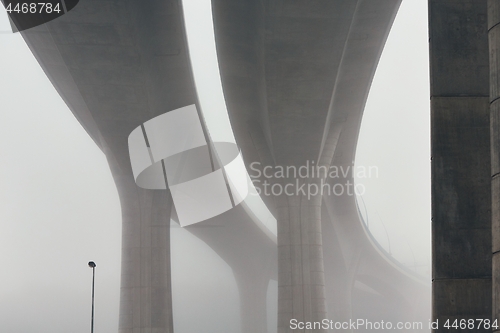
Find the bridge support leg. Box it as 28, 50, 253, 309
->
114, 176, 174, 333
489, 1, 500, 330
233, 271, 270, 333
276, 184, 327, 333
321, 215, 352, 332
429, 1, 491, 331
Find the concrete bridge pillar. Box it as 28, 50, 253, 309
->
429, 1, 491, 331
275, 180, 327, 333
233, 270, 270, 333
489, 0, 500, 330
110, 172, 174, 333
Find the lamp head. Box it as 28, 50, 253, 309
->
88, 261, 96, 268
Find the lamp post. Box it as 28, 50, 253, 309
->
88, 261, 96, 333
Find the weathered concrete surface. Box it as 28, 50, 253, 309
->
430, 1, 492, 331
489, 0, 500, 330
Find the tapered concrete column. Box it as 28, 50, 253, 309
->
489, 0, 500, 329
321, 214, 352, 331
109, 167, 174, 333
276, 179, 327, 333
233, 271, 270, 333
429, 1, 491, 331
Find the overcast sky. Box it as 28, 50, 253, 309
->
355, 0, 431, 276
0, 0, 430, 332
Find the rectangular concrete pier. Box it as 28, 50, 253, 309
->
429, 1, 492, 331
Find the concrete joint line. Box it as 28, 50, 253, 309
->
431, 95, 489, 99
432, 277, 492, 281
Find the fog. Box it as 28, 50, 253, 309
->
0, 0, 430, 332
355, 0, 431, 278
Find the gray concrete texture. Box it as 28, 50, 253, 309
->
430, 0, 492, 332
490, 0, 500, 330
18, 0, 431, 332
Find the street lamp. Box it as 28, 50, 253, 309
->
88, 261, 96, 333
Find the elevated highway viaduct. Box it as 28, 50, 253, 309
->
17, 0, 429, 332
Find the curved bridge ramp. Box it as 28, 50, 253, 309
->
17, 0, 429, 332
